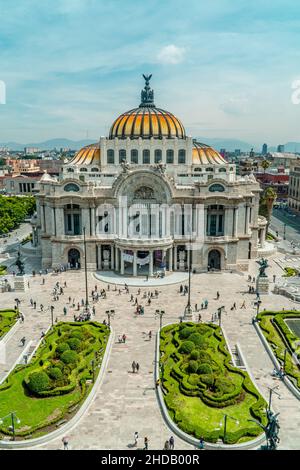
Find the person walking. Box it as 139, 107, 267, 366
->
134, 431, 139, 446
169, 436, 174, 450
273, 274, 276, 283
143, 437, 149, 450
20, 336, 26, 347
33, 301, 36, 309
198, 313, 202, 322
62, 436, 69, 450
136, 362, 140, 373
164, 440, 170, 450
240, 300, 246, 309
195, 303, 198, 312
148, 330, 152, 340
122, 334, 127, 343
132, 361, 136, 373
63, 306, 67, 316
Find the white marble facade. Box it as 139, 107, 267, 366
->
32, 77, 266, 275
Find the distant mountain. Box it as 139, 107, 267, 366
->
0, 138, 96, 151
195, 137, 256, 152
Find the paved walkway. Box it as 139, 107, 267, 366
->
0, 255, 300, 449
95, 270, 189, 287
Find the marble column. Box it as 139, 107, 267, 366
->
115, 246, 119, 271
111, 245, 114, 270
169, 247, 173, 271
174, 245, 177, 271
149, 250, 153, 277
133, 250, 137, 277
98, 245, 102, 270
120, 249, 124, 275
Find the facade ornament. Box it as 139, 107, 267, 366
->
140, 74, 155, 107
134, 186, 155, 200
120, 159, 131, 173
153, 161, 166, 174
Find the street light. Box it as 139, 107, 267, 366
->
217, 306, 225, 327
267, 385, 281, 411
220, 413, 239, 443
254, 299, 262, 320
90, 358, 96, 383
283, 348, 288, 373
283, 223, 286, 240
155, 309, 165, 330
105, 309, 115, 327
83, 226, 89, 312
0, 412, 21, 441
50, 305, 54, 327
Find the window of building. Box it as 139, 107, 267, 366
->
166, 149, 174, 164
208, 184, 225, 192
91, 167, 99, 172
119, 149, 126, 163
131, 149, 138, 164
178, 149, 186, 164
80, 168, 87, 172
155, 149, 162, 163
107, 149, 114, 164
64, 183, 80, 192
143, 149, 150, 164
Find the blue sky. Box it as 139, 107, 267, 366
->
0, 0, 300, 145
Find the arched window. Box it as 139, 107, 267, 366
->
107, 149, 114, 164
131, 149, 138, 164
64, 183, 80, 192
219, 167, 226, 173
80, 168, 87, 172
143, 149, 150, 164
178, 149, 186, 164
91, 167, 99, 172
67, 168, 74, 172
119, 149, 126, 163
155, 149, 162, 163
208, 184, 225, 192
166, 149, 174, 164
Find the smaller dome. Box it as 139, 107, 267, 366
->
69, 144, 100, 166
192, 141, 227, 165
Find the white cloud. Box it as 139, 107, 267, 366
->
157, 45, 186, 64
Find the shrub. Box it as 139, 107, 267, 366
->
48, 367, 63, 381
179, 341, 194, 354
190, 350, 200, 360
189, 333, 207, 349
187, 360, 198, 373
70, 330, 84, 340
179, 327, 196, 340
198, 363, 212, 375
56, 342, 70, 355
60, 350, 78, 364
67, 337, 81, 351
27, 371, 50, 393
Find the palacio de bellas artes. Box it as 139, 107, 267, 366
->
2, 1, 300, 460
33, 76, 268, 275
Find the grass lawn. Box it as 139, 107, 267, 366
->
0, 310, 18, 340
160, 322, 267, 444
0, 321, 110, 438
258, 310, 300, 389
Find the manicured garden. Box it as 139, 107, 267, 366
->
0, 310, 18, 340
257, 310, 300, 389
0, 321, 110, 439
159, 322, 267, 444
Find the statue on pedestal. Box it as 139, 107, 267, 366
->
15, 251, 25, 275
256, 258, 269, 277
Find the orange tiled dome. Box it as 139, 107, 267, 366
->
192, 141, 227, 165
69, 143, 100, 165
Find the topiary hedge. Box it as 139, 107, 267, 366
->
26, 371, 50, 394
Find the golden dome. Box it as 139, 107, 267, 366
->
192, 141, 227, 165
109, 107, 185, 140
69, 143, 100, 166
109, 74, 186, 140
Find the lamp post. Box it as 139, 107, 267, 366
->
105, 309, 115, 327
0, 412, 21, 441
283, 223, 286, 240
220, 413, 239, 443
50, 305, 54, 327
91, 358, 95, 383
254, 299, 262, 320
283, 348, 288, 373
217, 306, 225, 327
83, 226, 89, 312
155, 309, 165, 330
267, 385, 281, 411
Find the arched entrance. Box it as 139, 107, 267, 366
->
208, 249, 221, 271
68, 248, 80, 269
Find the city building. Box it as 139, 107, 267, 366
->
277, 144, 285, 153
255, 168, 289, 202
32, 76, 266, 273
24, 147, 40, 155
288, 158, 300, 213
262, 143, 268, 155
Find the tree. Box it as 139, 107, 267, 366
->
261, 159, 270, 173
259, 187, 277, 236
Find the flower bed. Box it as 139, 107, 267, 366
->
160, 322, 267, 444
257, 310, 300, 389
0, 310, 18, 340
0, 321, 109, 438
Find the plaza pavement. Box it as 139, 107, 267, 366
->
0, 254, 300, 450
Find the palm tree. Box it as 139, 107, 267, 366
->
261, 187, 277, 235
261, 159, 270, 173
